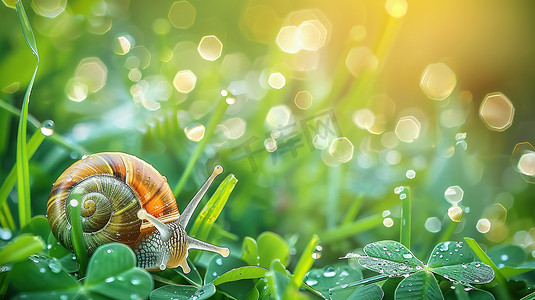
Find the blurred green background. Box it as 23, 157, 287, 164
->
2, 0, 535, 264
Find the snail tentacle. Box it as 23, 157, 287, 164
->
187, 236, 230, 257
177, 165, 223, 228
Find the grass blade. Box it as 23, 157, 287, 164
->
400, 186, 411, 249
189, 174, 237, 240
463, 237, 506, 285
69, 188, 88, 277
15, 0, 39, 229
288, 234, 320, 291
0, 129, 45, 231
173, 94, 230, 198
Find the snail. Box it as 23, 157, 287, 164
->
47, 152, 229, 273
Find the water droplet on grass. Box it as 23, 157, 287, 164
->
40, 120, 55, 136
323, 266, 336, 277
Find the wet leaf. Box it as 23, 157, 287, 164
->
358, 241, 423, 276
432, 262, 495, 286
427, 241, 474, 268
84, 243, 153, 299
394, 271, 443, 300
304, 264, 362, 298
205, 255, 248, 284
487, 244, 525, 268
10, 254, 81, 299
212, 266, 268, 285
346, 283, 383, 300
150, 283, 216, 300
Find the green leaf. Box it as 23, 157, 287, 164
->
20, 215, 50, 243
84, 243, 153, 300
427, 241, 474, 268
358, 240, 424, 276
304, 264, 363, 298
205, 255, 248, 284
431, 262, 494, 286
11, 254, 81, 299
0, 235, 44, 265
347, 283, 384, 300
242, 236, 259, 266
464, 238, 506, 286
444, 288, 496, 300
257, 232, 290, 268
382, 277, 403, 300
213, 266, 268, 285
394, 271, 444, 300
190, 174, 238, 241
150, 284, 216, 300
487, 244, 525, 268
265, 261, 291, 300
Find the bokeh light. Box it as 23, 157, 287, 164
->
32, 0, 66, 18
512, 142, 535, 183
385, 0, 408, 18
424, 217, 441, 233
112, 35, 133, 55
168, 1, 196, 29
266, 105, 291, 127
479, 92, 515, 131
383, 217, 394, 227
448, 205, 463, 222
268, 72, 286, 89
276, 26, 301, 54
294, 90, 313, 110
345, 47, 378, 77
173, 70, 197, 93
329, 137, 354, 163
395, 116, 421, 143
198, 35, 223, 61
444, 185, 464, 204
420, 63, 457, 100
352, 109, 375, 130
184, 123, 205, 142
476, 218, 491, 233
297, 20, 327, 51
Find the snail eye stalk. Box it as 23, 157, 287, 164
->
177, 165, 223, 228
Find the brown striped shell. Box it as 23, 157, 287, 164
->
47, 152, 180, 256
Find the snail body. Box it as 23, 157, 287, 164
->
47, 152, 229, 272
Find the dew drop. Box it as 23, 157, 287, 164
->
106, 249, 113, 254
105, 277, 115, 283
212, 272, 218, 277
184, 123, 206, 142
323, 266, 337, 278
394, 186, 404, 194
131, 278, 141, 285
500, 254, 508, 261
40, 120, 55, 136
0, 228, 12, 240
216, 258, 223, 265
305, 278, 318, 286
402, 253, 412, 259
405, 169, 416, 179
400, 193, 407, 200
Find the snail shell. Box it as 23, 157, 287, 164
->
47, 152, 179, 256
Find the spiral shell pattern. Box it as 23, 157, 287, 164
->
47, 152, 179, 255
